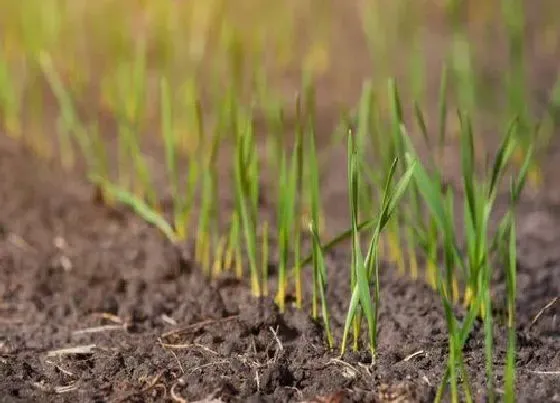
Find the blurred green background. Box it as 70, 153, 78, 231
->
1, 0, 558, 143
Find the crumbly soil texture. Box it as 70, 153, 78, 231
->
1, 129, 559, 403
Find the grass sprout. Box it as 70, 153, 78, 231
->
308, 123, 333, 347
308, 112, 326, 324
92, 176, 177, 243
261, 220, 269, 297
341, 132, 415, 357
234, 108, 261, 297
196, 169, 214, 275
504, 196, 518, 403
160, 75, 200, 242
292, 91, 305, 309
403, 108, 531, 402
276, 147, 297, 311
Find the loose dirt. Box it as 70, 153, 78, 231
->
1, 128, 559, 403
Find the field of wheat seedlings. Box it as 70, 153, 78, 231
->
1, 1, 559, 402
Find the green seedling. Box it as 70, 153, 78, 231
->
292, 91, 305, 309
492, 142, 531, 403
196, 88, 227, 275
91, 176, 177, 243
275, 151, 288, 307
403, 111, 531, 402
195, 114, 221, 276
303, 88, 330, 326
160, 75, 199, 242
196, 169, 214, 275
341, 132, 415, 356
272, 81, 315, 312
348, 131, 362, 350
407, 69, 450, 290
234, 109, 261, 297
261, 220, 269, 297
276, 148, 297, 311
387, 79, 409, 275
309, 222, 333, 349
504, 200, 518, 403
403, 141, 470, 403
308, 113, 325, 322
86, 74, 207, 246
117, 120, 157, 207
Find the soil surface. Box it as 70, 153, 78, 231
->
1, 121, 560, 403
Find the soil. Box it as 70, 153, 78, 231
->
1, 116, 560, 403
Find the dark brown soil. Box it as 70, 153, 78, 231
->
1, 118, 560, 403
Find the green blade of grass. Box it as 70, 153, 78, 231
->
159, 75, 183, 236
309, 223, 333, 349
488, 118, 518, 201
197, 168, 214, 275
341, 132, 415, 356
504, 199, 517, 402
293, 90, 305, 308
367, 157, 415, 350
459, 111, 477, 231
276, 151, 290, 310
308, 117, 322, 317
261, 220, 269, 297
91, 176, 177, 243
346, 133, 375, 354
234, 114, 261, 297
